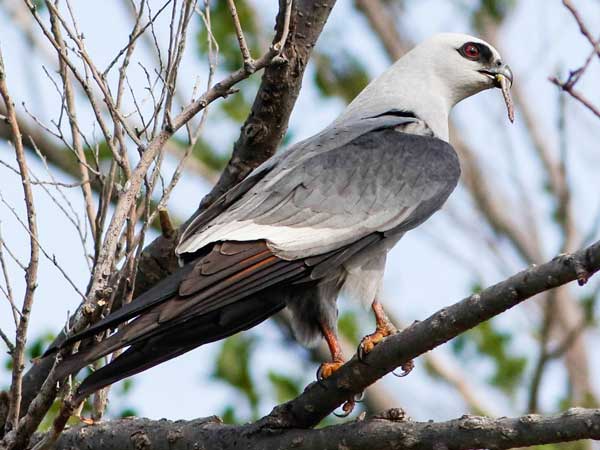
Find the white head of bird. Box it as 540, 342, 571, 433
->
339, 33, 514, 141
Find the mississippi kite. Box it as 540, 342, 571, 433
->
46, 33, 514, 407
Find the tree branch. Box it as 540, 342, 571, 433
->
0, 42, 40, 436
30, 407, 600, 450
256, 241, 600, 429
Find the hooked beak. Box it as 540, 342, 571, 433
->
479, 64, 515, 123
479, 64, 514, 88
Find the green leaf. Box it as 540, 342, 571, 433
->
196, 0, 262, 72
27, 332, 56, 360
470, 0, 516, 31
267, 371, 301, 403
118, 408, 138, 418
580, 294, 597, 326
338, 311, 360, 343
192, 139, 230, 171
212, 334, 259, 411
84, 140, 113, 162
314, 50, 370, 104
451, 320, 526, 396
220, 405, 239, 424
220, 87, 253, 123
119, 379, 134, 395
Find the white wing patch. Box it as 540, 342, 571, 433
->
176, 221, 341, 259
176, 206, 417, 260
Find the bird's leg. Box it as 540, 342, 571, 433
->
316, 323, 357, 417
316, 323, 345, 380
358, 299, 414, 376
358, 299, 397, 355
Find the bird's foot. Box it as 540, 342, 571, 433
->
316, 359, 345, 380
392, 359, 415, 377
358, 324, 397, 361
334, 398, 356, 418
76, 415, 96, 426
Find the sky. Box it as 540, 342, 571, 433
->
0, 0, 599, 426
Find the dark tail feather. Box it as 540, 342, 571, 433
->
74, 293, 285, 402
42, 264, 194, 358
52, 353, 91, 384
51, 327, 133, 383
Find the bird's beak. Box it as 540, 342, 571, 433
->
480, 65, 513, 88
479, 64, 514, 123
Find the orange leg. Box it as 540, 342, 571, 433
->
358, 300, 414, 376
316, 323, 345, 380
317, 323, 357, 417
358, 300, 397, 355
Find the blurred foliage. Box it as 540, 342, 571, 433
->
337, 310, 360, 344
463, 0, 516, 32
314, 50, 370, 104
83, 140, 113, 162
196, 0, 262, 72
267, 372, 301, 404
2, 332, 137, 430
211, 331, 363, 426
580, 294, 598, 327
172, 137, 230, 172
452, 319, 527, 397
3, 332, 55, 373
1, 3, 595, 447
220, 82, 254, 123
212, 334, 259, 420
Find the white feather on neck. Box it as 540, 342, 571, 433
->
336, 52, 453, 141
334, 33, 500, 143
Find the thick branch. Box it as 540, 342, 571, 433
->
32, 408, 600, 450
256, 241, 600, 429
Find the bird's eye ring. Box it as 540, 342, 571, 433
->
461, 43, 480, 60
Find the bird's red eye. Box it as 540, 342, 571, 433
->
462, 43, 480, 59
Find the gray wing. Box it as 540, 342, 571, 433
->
177, 115, 460, 260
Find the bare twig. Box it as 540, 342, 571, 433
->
562, 0, 600, 58
0, 44, 40, 434
103, 0, 173, 76
0, 193, 86, 300
49, 4, 97, 240
226, 0, 254, 69
0, 328, 15, 354
0, 222, 18, 327
550, 76, 600, 119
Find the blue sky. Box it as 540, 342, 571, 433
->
1, 0, 599, 424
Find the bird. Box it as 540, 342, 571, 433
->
45, 33, 513, 409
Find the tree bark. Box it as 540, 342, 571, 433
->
29, 408, 600, 450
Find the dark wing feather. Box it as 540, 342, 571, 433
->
51, 241, 283, 353
176, 128, 461, 260
43, 263, 195, 356
52, 117, 461, 401
74, 291, 285, 401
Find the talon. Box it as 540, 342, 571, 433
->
318, 323, 345, 380
317, 360, 344, 380
77, 416, 96, 426
392, 359, 415, 377
358, 299, 398, 360
334, 398, 356, 417
354, 391, 365, 403
358, 330, 387, 360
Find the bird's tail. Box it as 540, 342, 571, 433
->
72, 292, 285, 402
